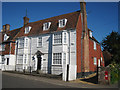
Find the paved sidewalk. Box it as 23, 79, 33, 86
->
2, 71, 118, 88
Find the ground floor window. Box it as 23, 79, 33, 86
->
24, 54, 28, 64
94, 57, 97, 65
17, 55, 23, 64
53, 53, 62, 65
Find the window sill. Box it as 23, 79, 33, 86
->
37, 46, 42, 48
18, 47, 24, 49
52, 64, 62, 66
53, 44, 62, 46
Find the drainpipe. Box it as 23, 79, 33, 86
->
15, 41, 18, 71
29, 37, 32, 73
66, 30, 71, 81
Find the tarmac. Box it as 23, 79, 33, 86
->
2, 71, 119, 88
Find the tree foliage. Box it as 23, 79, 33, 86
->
101, 31, 120, 64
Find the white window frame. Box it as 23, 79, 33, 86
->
4, 34, 9, 41
0, 44, 5, 51
94, 41, 97, 50
98, 59, 101, 67
59, 19, 67, 28
63, 53, 66, 64
94, 57, 97, 65
53, 33, 62, 44
43, 22, 51, 31
24, 54, 27, 64
24, 26, 31, 34
37, 36, 42, 47
52, 53, 62, 65
18, 38, 24, 48
24, 38, 28, 47
17, 55, 23, 64
89, 31, 92, 38
63, 32, 67, 44
101, 57, 102, 62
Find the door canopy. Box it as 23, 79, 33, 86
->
35, 50, 44, 56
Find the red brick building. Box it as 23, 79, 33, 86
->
0, 25, 21, 70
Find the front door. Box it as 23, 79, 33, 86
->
37, 54, 42, 70
7, 58, 9, 65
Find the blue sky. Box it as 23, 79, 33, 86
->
1, 2, 118, 43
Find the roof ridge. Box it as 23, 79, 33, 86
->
7, 27, 22, 33
29, 10, 81, 24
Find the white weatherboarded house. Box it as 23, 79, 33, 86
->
15, 11, 80, 81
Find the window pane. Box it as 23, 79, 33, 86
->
53, 53, 62, 65
38, 37, 42, 47
54, 33, 62, 44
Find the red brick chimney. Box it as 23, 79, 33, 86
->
6, 24, 10, 31
2, 25, 6, 32
2, 24, 10, 32
23, 16, 29, 26
80, 1, 90, 72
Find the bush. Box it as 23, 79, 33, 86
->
109, 62, 120, 84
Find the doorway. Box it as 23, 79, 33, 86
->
7, 58, 9, 65
37, 54, 42, 70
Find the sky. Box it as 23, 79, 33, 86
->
1, 2, 119, 43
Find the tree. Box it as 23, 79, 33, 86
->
101, 31, 120, 64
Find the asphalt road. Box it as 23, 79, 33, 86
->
2, 73, 70, 88
2, 72, 119, 89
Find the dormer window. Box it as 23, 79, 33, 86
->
59, 19, 67, 28
24, 26, 31, 34
43, 22, 51, 31
89, 31, 92, 38
4, 34, 9, 41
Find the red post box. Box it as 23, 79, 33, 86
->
105, 71, 108, 80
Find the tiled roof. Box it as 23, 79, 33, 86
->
89, 36, 100, 44
15, 10, 81, 38
0, 28, 21, 44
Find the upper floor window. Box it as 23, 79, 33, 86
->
18, 38, 24, 48
4, 34, 9, 41
0, 44, 5, 51
64, 32, 67, 44
63, 53, 66, 64
43, 22, 51, 31
53, 53, 62, 65
59, 19, 67, 28
24, 26, 31, 34
37, 37, 42, 47
89, 31, 92, 38
24, 38, 28, 47
54, 33, 62, 44
94, 41, 97, 50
